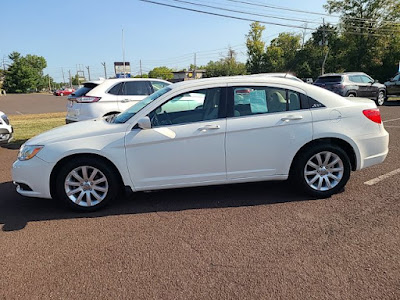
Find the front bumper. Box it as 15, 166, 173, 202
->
12, 156, 54, 199
0, 126, 13, 144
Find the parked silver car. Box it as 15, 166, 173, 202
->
0, 111, 13, 144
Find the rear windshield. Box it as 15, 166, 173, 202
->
72, 83, 99, 97
315, 76, 343, 83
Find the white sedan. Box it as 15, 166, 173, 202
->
12, 75, 389, 211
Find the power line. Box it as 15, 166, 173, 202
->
226, 0, 400, 26
169, 0, 400, 33
140, 0, 398, 36
140, 0, 311, 29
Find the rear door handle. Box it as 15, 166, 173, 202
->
121, 99, 132, 103
198, 124, 221, 131
281, 115, 303, 122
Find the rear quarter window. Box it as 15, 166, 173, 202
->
73, 83, 98, 97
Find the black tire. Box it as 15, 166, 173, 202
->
290, 144, 351, 198
55, 157, 120, 211
375, 90, 385, 106
347, 92, 356, 97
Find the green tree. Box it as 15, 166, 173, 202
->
134, 74, 149, 78
71, 74, 80, 85
262, 33, 301, 73
325, 0, 400, 77
205, 48, 247, 77
3, 52, 47, 93
246, 22, 266, 74
148, 66, 174, 80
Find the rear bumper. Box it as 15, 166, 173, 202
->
356, 128, 389, 170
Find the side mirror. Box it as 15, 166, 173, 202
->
137, 116, 152, 129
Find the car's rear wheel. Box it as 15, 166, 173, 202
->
291, 144, 351, 198
55, 157, 120, 211
376, 90, 385, 106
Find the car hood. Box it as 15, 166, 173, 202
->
373, 82, 385, 89
26, 118, 128, 145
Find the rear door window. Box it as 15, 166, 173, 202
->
122, 81, 152, 96
231, 86, 302, 116
349, 75, 363, 83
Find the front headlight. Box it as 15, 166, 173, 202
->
18, 145, 44, 161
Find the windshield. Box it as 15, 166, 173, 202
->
113, 86, 172, 123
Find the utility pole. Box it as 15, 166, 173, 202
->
61, 68, 66, 85
302, 22, 308, 48
139, 60, 143, 77
86, 66, 91, 80
122, 28, 126, 77
321, 18, 327, 75
68, 70, 72, 88
101, 62, 107, 79
193, 53, 197, 79
48, 75, 52, 92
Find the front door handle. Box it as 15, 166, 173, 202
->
121, 99, 132, 103
198, 124, 221, 131
281, 115, 303, 122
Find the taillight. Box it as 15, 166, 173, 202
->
76, 96, 101, 103
363, 108, 382, 124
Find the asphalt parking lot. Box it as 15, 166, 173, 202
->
0, 93, 67, 115
0, 97, 399, 299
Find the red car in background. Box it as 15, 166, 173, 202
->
54, 88, 75, 96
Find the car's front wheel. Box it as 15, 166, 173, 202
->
55, 157, 120, 211
291, 144, 351, 198
376, 90, 385, 106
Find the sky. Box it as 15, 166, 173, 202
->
0, 0, 339, 82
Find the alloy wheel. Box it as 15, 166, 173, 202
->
377, 91, 385, 106
64, 166, 109, 207
304, 151, 344, 191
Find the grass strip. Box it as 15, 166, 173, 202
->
9, 112, 65, 144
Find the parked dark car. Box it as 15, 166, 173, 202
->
314, 72, 386, 106
384, 73, 400, 97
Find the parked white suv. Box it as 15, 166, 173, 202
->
0, 111, 13, 144
66, 78, 170, 123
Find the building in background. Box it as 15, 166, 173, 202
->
114, 62, 131, 78
171, 70, 206, 83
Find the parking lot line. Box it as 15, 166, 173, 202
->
383, 117, 400, 123
364, 168, 400, 186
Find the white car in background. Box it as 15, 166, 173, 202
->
0, 111, 13, 144
66, 78, 170, 123
13, 75, 389, 211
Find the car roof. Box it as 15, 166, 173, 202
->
318, 72, 367, 77
169, 74, 307, 90
102, 78, 170, 84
